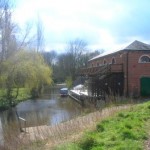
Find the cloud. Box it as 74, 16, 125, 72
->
14, 0, 150, 52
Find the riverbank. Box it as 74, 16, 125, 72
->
1, 97, 150, 150
54, 100, 150, 150
17, 104, 132, 150
11, 100, 149, 150
0, 88, 31, 111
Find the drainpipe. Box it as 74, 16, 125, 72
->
126, 51, 129, 97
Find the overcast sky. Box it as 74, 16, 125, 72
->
14, 0, 150, 53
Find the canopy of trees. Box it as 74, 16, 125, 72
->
42, 39, 104, 86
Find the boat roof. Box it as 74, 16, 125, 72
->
60, 88, 68, 91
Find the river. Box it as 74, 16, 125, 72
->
0, 86, 94, 144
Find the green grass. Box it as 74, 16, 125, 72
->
14, 88, 31, 102
55, 101, 150, 150
0, 88, 31, 110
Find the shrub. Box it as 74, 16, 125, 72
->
80, 136, 97, 150
121, 129, 136, 140
96, 124, 105, 132
125, 123, 132, 129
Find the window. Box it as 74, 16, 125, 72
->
103, 59, 107, 64
97, 63, 99, 66
112, 57, 116, 64
139, 55, 150, 63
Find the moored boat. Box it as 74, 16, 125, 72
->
60, 88, 68, 96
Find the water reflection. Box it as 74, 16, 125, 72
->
0, 118, 3, 145
0, 86, 90, 127
0, 86, 93, 144
15, 97, 84, 127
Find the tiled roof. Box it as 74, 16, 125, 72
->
89, 40, 150, 61
124, 40, 150, 50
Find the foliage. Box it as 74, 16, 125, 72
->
55, 101, 150, 150
0, 88, 30, 110
42, 50, 57, 66
0, 0, 53, 107
47, 45, 105, 83
0, 50, 52, 106
65, 76, 73, 88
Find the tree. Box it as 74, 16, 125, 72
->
52, 53, 67, 83
42, 50, 57, 66
0, 0, 53, 108
36, 13, 44, 52
88, 49, 105, 60
66, 39, 87, 80
0, 0, 18, 62
0, 50, 52, 106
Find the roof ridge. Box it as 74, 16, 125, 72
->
124, 40, 150, 50
89, 40, 150, 61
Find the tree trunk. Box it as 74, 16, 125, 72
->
15, 87, 19, 99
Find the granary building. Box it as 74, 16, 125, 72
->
80, 40, 150, 97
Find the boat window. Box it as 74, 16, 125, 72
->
103, 59, 107, 64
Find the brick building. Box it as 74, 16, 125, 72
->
80, 40, 150, 97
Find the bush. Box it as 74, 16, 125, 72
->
80, 135, 97, 150
121, 129, 136, 140
96, 124, 105, 132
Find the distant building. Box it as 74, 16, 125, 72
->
80, 40, 150, 97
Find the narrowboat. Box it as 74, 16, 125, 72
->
60, 88, 68, 96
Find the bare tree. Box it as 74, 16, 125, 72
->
66, 39, 87, 80
17, 23, 34, 50
36, 13, 44, 52
42, 50, 57, 66
0, 0, 17, 61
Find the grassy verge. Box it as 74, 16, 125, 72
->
55, 101, 150, 150
0, 88, 31, 110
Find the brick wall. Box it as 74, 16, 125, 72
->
88, 50, 150, 97
88, 51, 124, 67
128, 51, 150, 96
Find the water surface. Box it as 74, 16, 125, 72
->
0, 86, 93, 144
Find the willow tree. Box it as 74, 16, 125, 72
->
0, 50, 52, 107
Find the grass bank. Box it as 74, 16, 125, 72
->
55, 100, 150, 150
0, 88, 31, 110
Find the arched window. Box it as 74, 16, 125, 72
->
103, 59, 107, 65
112, 57, 116, 64
139, 55, 150, 63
